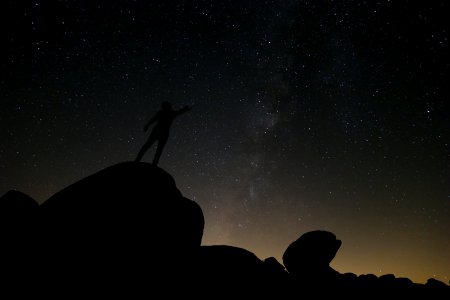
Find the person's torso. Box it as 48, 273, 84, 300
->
154, 110, 176, 134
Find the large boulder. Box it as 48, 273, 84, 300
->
39, 162, 204, 291
193, 245, 273, 296
0, 190, 39, 284
41, 162, 204, 247
0, 190, 39, 212
0, 189, 38, 234
283, 230, 341, 280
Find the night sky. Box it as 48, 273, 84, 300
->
2, 1, 449, 284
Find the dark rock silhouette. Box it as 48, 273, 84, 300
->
281, 230, 449, 298
283, 230, 341, 282
41, 161, 204, 249
264, 256, 289, 276
0, 189, 38, 237
0, 190, 39, 211
39, 162, 204, 293
1, 162, 449, 296
0, 190, 39, 289
193, 245, 289, 296
196, 245, 265, 282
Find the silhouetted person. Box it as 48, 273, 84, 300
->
135, 101, 190, 165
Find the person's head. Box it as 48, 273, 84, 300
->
161, 101, 172, 110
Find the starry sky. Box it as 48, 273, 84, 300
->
2, 1, 449, 284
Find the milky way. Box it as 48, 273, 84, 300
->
2, 1, 449, 283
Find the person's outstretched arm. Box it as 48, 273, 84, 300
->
176, 105, 191, 115
144, 112, 160, 131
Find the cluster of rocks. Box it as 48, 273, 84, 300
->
1, 162, 448, 297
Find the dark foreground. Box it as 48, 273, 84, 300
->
1, 162, 448, 297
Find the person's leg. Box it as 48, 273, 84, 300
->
135, 135, 156, 162
152, 136, 168, 165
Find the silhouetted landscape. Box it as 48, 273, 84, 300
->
1, 162, 448, 296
